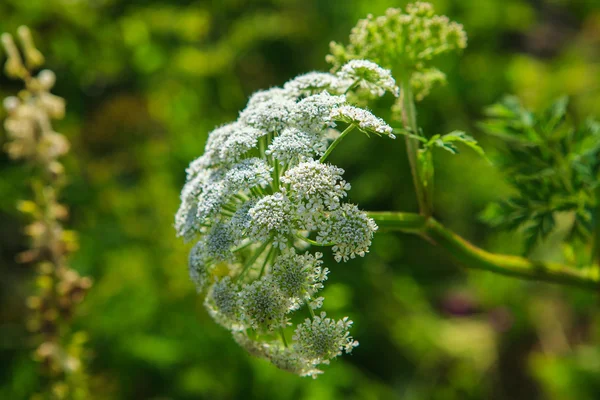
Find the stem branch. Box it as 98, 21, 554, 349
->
368, 211, 600, 291
320, 124, 355, 163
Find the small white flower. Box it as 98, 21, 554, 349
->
330, 105, 394, 137
188, 240, 211, 292
193, 160, 272, 227
232, 332, 324, 378
185, 154, 211, 180
202, 122, 243, 167
230, 199, 256, 232
220, 125, 264, 163
246, 87, 296, 109
205, 277, 243, 330
308, 296, 324, 310
283, 72, 347, 98
292, 312, 358, 366
225, 158, 273, 192
238, 277, 291, 332
248, 193, 294, 243
195, 170, 229, 223
240, 97, 295, 133
175, 169, 210, 241
318, 203, 378, 262
266, 127, 327, 165
291, 91, 346, 133
338, 59, 399, 97
266, 345, 323, 379
271, 249, 328, 310
281, 160, 350, 229
204, 222, 236, 262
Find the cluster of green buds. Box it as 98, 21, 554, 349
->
327, 2, 467, 102
176, 59, 398, 376
327, 3, 469, 217
2, 27, 91, 399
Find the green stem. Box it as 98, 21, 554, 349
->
259, 245, 277, 278
366, 211, 427, 232
295, 233, 335, 247
400, 76, 430, 216
320, 124, 355, 163
237, 240, 271, 281
232, 240, 254, 253
233, 193, 250, 203
344, 79, 361, 94
368, 211, 600, 291
280, 327, 288, 348
273, 160, 280, 192
259, 136, 266, 159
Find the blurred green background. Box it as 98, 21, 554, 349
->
1, 0, 600, 399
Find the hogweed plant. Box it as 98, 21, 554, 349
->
2, 28, 91, 398
176, 2, 600, 377
176, 60, 397, 377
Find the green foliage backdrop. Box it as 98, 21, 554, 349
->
1, 0, 599, 399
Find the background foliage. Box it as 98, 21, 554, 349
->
1, 0, 599, 399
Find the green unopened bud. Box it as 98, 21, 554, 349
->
327, 2, 467, 101
17, 26, 44, 69
1, 33, 26, 78
16, 199, 38, 215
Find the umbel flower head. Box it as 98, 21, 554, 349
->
327, 2, 467, 101
176, 60, 396, 377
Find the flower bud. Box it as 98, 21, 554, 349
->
1, 33, 26, 78
3, 96, 20, 113
17, 26, 44, 68
37, 69, 56, 90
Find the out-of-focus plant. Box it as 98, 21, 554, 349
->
1, 27, 91, 399
479, 96, 600, 260
177, 1, 600, 379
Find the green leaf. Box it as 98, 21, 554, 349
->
440, 131, 486, 158
424, 130, 488, 161
541, 96, 568, 134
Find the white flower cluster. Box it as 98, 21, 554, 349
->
330, 106, 395, 137
338, 59, 399, 97
293, 312, 359, 366
176, 60, 395, 377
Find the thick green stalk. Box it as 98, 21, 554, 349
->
367, 211, 427, 232
368, 211, 600, 291
400, 77, 430, 216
